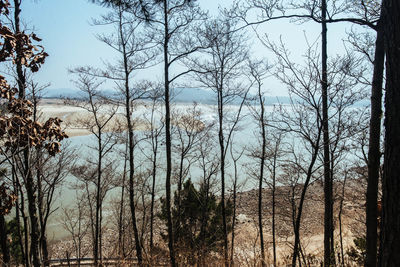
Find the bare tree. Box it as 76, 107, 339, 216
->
140, 88, 164, 252
188, 16, 251, 265
235, 1, 384, 265
129, 1, 207, 265
267, 32, 367, 265
266, 38, 324, 267
26, 81, 76, 266
67, 74, 118, 266
228, 139, 245, 265
246, 59, 270, 266
60, 194, 91, 267
76, 4, 159, 264
265, 130, 284, 267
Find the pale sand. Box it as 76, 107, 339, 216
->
37, 102, 151, 137
37, 101, 205, 137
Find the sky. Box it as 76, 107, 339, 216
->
20, 0, 362, 96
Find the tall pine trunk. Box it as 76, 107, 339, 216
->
365, 9, 385, 267
163, 2, 176, 266
380, 0, 400, 265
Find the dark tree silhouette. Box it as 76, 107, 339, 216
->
380, 0, 400, 265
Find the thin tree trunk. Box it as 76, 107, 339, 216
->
365, 9, 385, 267
12, 168, 27, 267
99, 202, 103, 263
218, 87, 229, 266
94, 133, 102, 266
338, 174, 347, 267
127, 70, 143, 267
292, 137, 321, 267
118, 150, 127, 258
230, 145, 242, 265
14, 0, 25, 101
321, 0, 334, 265
140, 187, 147, 246
176, 153, 185, 233
380, 0, 400, 265
15, 172, 30, 267
149, 128, 158, 251
258, 89, 266, 267
230, 169, 237, 265
272, 145, 278, 267
24, 152, 41, 267
118, 7, 143, 264
22, 208, 29, 266
0, 202, 10, 267
149, 106, 159, 252
36, 153, 49, 267
163, 2, 176, 265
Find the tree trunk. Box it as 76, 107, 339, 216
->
15, 172, 30, 267
258, 89, 266, 267
94, 132, 102, 266
119, 9, 143, 264
338, 173, 347, 267
12, 169, 27, 267
272, 145, 277, 267
24, 154, 41, 267
200, 172, 211, 264
365, 9, 385, 267
128, 134, 142, 265
36, 153, 49, 267
0, 202, 10, 267
380, 0, 400, 265
149, 110, 159, 252
13, 1, 40, 265
321, 0, 334, 265
14, 0, 25, 100
163, 2, 176, 266
149, 133, 158, 251
230, 145, 242, 265
176, 153, 185, 234
118, 151, 127, 258
291, 142, 320, 267
218, 87, 229, 266
230, 176, 237, 265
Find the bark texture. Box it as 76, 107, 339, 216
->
380, 0, 400, 265
365, 11, 385, 267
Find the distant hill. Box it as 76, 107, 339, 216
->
171, 88, 296, 105
42, 87, 294, 105
42, 87, 369, 107
42, 88, 116, 99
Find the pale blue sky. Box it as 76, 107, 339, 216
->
21, 0, 356, 96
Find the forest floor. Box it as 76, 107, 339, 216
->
233, 177, 366, 266
50, 177, 366, 266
